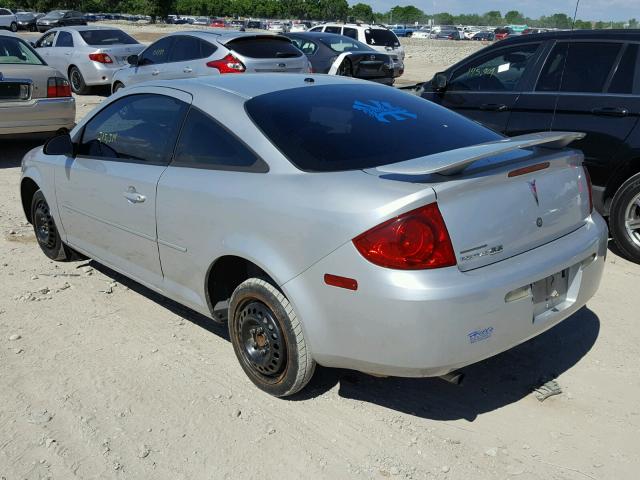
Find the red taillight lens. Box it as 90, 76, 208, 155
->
89, 53, 113, 64
353, 203, 457, 270
583, 166, 594, 213
206, 54, 245, 74
47, 77, 71, 98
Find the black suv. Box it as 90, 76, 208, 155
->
420, 30, 640, 263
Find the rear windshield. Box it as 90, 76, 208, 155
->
364, 29, 400, 47
227, 37, 302, 58
0, 36, 44, 65
245, 84, 500, 172
43, 11, 64, 19
321, 36, 372, 53
79, 29, 138, 46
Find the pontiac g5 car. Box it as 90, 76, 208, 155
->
20, 75, 607, 397
0, 31, 74, 137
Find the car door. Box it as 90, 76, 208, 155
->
130, 36, 174, 85
56, 90, 191, 287
545, 41, 640, 188
35, 31, 57, 65
424, 42, 543, 133
0, 9, 12, 28
156, 106, 269, 312
165, 35, 213, 79
48, 30, 73, 74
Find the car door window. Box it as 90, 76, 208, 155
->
38, 32, 56, 48
168, 35, 203, 62
55, 31, 73, 47
199, 39, 216, 57
172, 107, 267, 172
78, 94, 189, 165
325, 26, 341, 34
343, 27, 358, 39
139, 36, 173, 65
448, 43, 541, 92
290, 38, 317, 55
0, 8, 10, 15
309, 26, 323, 32
537, 42, 622, 93
608, 44, 638, 94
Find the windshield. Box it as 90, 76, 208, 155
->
0, 36, 44, 65
245, 84, 500, 172
364, 29, 400, 47
17, 13, 34, 20
43, 11, 64, 19
321, 36, 372, 53
79, 29, 138, 46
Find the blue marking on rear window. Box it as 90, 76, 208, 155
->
353, 100, 417, 124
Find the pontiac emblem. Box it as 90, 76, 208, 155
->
528, 180, 539, 206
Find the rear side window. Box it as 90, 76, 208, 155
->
245, 84, 500, 172
55, 31, 73, 47
364, 29, 399, 47
449, 43, 540, 92
227, 37, 302, 58
609, 44, 638, 94
325, 26, 341, 34
169, 35, 210, 61
343, 27, 358, 39
173, 108, 266, 172
140, 36, 173, 65
78, 94, 189, 165
537, 42, 622, 93
290, 38, 317, 55
79, 29, 137, 46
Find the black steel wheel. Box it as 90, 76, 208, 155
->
69, 66, 88, 95
9, 22, 17, 32
338, 58, 353, 77
229, 278, 315, 397
30, 190, 71, 261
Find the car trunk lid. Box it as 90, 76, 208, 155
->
92, 45, 145, 65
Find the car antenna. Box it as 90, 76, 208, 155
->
550, 0, 581, 131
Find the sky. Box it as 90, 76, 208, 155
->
359, 0, 639, 22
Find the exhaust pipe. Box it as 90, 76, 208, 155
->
439, 371, 464, 385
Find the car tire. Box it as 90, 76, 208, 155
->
69, 66, 89, 95
228, 278, 316, 397
29, 24, 36, 32
610, 172, 640, 263
31, 190, 73, 262
338, 58, 353, 77
9, 22, 17, 32
112, 82, 124, 94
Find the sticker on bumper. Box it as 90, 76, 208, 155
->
468, 327, 494, 344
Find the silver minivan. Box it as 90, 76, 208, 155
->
111, 30, 312, 93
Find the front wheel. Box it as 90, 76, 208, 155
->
610, 172, 640, 263
9, 22, 17, 32
31, 190, 72, 261
229, 278, 315, 397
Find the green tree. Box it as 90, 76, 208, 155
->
483, 10, 503, 25
433, 12, 454, 25
504, 10, 525, 24
349, 2, 373, 22
629, 18, 638, 28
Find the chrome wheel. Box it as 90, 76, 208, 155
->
624, 193, 640, 247
70, 69, 83, 92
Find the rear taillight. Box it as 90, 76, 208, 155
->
47, 77, 71, 98
583, 166, 594, 213
89, 53, 113, 64
206, 54, 245, 74
353, 203, 456, 270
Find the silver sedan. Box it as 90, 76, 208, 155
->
33, 26, 145, 94
20, 75, 607, 397
111, 30, 311, 93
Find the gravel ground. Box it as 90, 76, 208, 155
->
2, 24, 640, 480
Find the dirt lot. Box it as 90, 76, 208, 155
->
2, 25, 640, 480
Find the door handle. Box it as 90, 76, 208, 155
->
183, 67, 193, 73
592, 107, 629, 117
123, 187, 146, 204
480, 103, 509, 112
152, 70, 160, 76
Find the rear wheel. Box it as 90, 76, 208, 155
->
228, 278, 315, 397
9, 22, 17, 32
610, 172, 640, 263
31, 190, 72, 261
69, 66, 89, 95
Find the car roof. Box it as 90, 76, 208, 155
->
148, 73, 371, 100
319, 23, 388, 30
285, 31, 354, 40
54, 25, 123, 32
165, 30, 280, 43
499, 28, 640, 44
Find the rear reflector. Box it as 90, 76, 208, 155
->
324, 274, 358, 291
47, 77, 71, 98
89, 53, 113, 64
508, 162, 550, 177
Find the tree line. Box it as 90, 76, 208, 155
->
3, 0, 637, 30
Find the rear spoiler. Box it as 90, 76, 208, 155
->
375, 131, 585, 176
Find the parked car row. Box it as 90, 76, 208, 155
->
419, 29, 640, 263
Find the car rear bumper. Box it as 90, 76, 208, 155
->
283, 214, 608, 377
0, 97, 75, 136
81, 64, 124, 86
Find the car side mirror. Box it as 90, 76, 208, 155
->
432, 72, 448, 91
127, 54, 139, 66
43, 133, 74, 156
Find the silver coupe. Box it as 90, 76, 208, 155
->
20, 75, 607, 396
